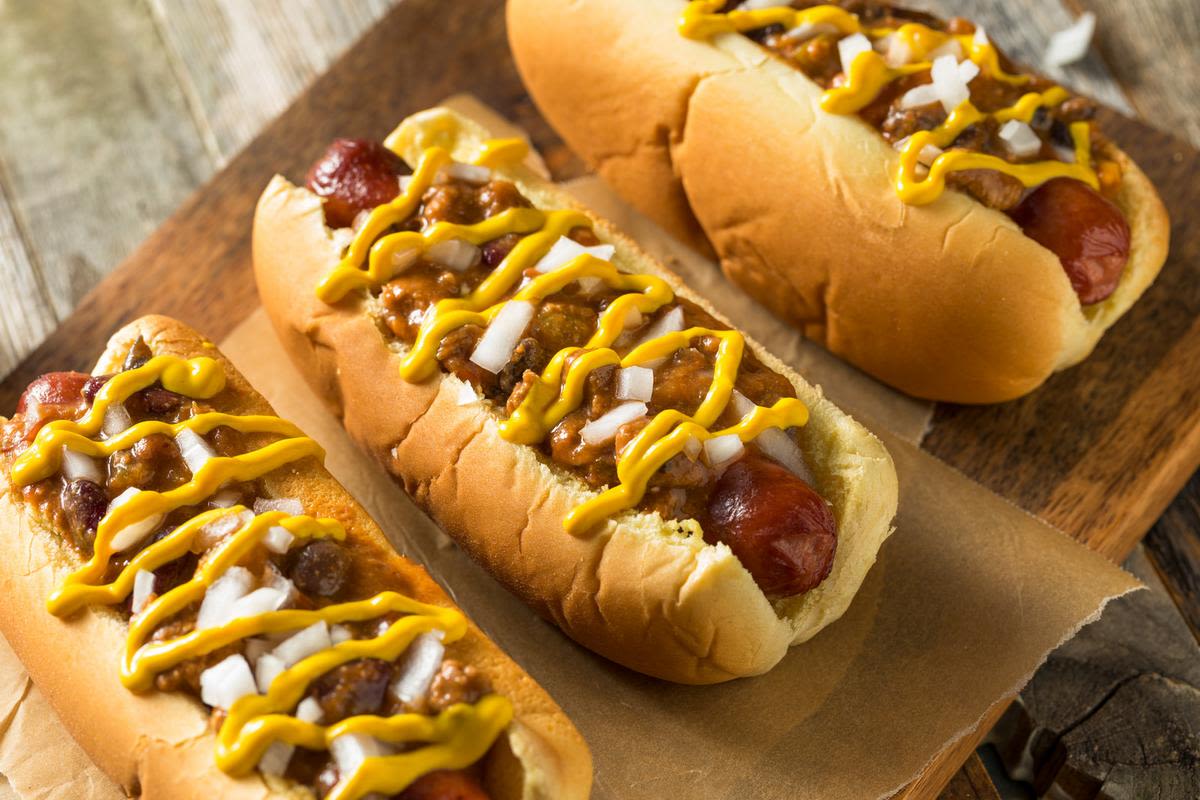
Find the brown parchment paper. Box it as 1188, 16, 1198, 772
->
0, 99, 1141, 799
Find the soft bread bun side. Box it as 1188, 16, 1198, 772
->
0, 315, 591, 800
252, 107, 898, 684
507, 0, 1171, 403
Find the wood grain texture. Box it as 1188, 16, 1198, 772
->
936, 753, 1002, 800
1145, 472, 1200, 639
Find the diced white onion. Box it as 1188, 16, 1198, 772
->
398, 174, 414, 194
455, 382, 479, 406
351, 210, 372, 232
101, 402, 132, 439
1046, 12, 1095, 67
329, 227, 354, 255
390, 247, 419, 276
880, 34, 913, 68
682, 435, 702, 461
1054, 144, 1077, 163
331, 732, 389, 776
616, 366, 654, 402
441, 162, 491, 184
255, 652, 287, 693
263, 525, 295, 554
196, 566, 254, 630
636, 306, 685, 347
580, 402, 648, 446
262, 565, 296, 605
999, 119, 1043, 158
272, 621, 332, 667
838, 32, 872, 75
330, 624, 353, 645
957, 58, 980, 84
973, 26, 990, 48
704, 434, 745, 467
209, 489, 241, 508
899, 83, 940, 110
199, 654, 257, 710
930, 53, 971, 112
532, 235, 615, 274
739, 0, 791, 9
426, 239, 481, 272
784, 21, 838, 43
730, 390, 814, 482
258, 741, 294, 776
60, 446, 102, 484
390, 631, 445, 706
174, 428, 216, 476
622, 307, 643, 330
253, 497, 304, 517
131, 569, 155, 615
297, 696, 325, 723
194, 509, 254, 552
918, 143, 944, 167
469, 301, 534, 373
106, 489, 165, 552
927, 38, 965, 62
230, 587, 288, 620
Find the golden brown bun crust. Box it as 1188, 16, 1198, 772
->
507, 0, 1171, 403
0, 315, 590, 800
252, 108, 898, 685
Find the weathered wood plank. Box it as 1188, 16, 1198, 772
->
1078, 0, 1200, 147
0, 0, 212, 352
146, 0, 397, 163
936, 753, 1002, 800
1145, 472, 1200, 640
0, 178, 55, 380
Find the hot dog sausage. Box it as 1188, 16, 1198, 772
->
1009, 178, 1132, 305
305, 138, 409, 228
705, 452, 837, 597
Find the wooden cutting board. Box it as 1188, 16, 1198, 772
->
1, 0, 1196, 795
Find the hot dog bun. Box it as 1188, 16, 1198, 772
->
507, 0, 1172, 403
252, 107, 898, 684
0, 315, 591, 800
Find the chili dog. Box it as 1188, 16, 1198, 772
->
252, 107, 898, 684
508, 0, 1171, 403
0, 316, 590, 800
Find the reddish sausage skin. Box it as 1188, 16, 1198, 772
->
305, 138, 409, 228
1009, 178, 1131, 305
16, 372, 90, 416
706, 452, 837, 597
398, 769, 491, 800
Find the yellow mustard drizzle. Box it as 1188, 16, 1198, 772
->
678, 0, 1099, 204
13, 356, 511, 799
317, 138, 810, 535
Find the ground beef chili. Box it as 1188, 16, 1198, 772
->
721, 0, 1131, 304
306, 139, 840, 599
0, 339, 493, 800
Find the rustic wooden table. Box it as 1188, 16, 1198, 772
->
0, 1, 1196, 798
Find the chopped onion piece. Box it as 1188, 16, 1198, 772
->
209, 489, 241, 508
974, 26, 990, 48
1054, 144, 1077, 163
230, 586, 288, 620
263, 525, 294, 554
331, 732, 389, 776
330, 624, 353, 645
272, 621, 332, 667
262, 565, 296, 604
731, 391, 814, 481
398, 174, 414, 193
131, 569, 155, 615
101, 402, 132, 439
254, 497, 303, 516
785, 21, 838, 43
469, 301, 534, 373
351, 210, 372, 232
255, 652, 286, 693
258, 741, 294, 777
196, 566, 254, 630
455, 382, 479, 406
739, 0, 791, 8
616, 366, 654, 402
682, 435, 702, 461
917, 143, 943, 167
426, 239, 481, 272
532, 235, 615, 274
636, 306, 685, 347
837, 32, 872, 75
391, 247, 419, 275
1046, 12, 1095, 67
899, 83, 940, 110
175, 428, 216, 476
441, 162, 491, 184
930, 54, 971, 112
390, 631, 445, 705
297, 696, 325, 723
107, 489, 165, 552
580, 401, 647, 446
999, 119, 1043, 158
704, 434, 745, 467
329, 227, 354, 255
200, 654, 257, 710
60, 446, 102, 484
957, 58, 980, 84
927, 38, 965, 62
194, 509, 253, 551
880, 34, 913, 68
623, 307, 643, 330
